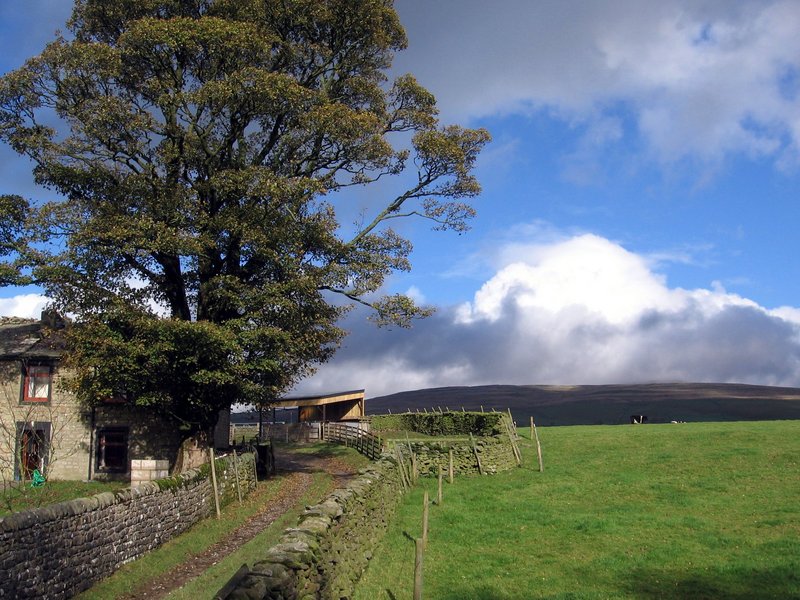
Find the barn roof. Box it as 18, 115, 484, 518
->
271, 389, 365, 408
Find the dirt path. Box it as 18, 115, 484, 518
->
119, 447, 357, 599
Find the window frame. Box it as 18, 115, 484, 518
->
20, 363, 53, 403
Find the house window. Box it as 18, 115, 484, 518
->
96, 427, 128, 473
22, 364, 52, 402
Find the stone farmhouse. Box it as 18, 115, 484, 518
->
0, 312, 221, 483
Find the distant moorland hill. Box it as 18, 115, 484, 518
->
365, 383, 800, 426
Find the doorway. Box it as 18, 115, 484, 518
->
15, 422, 50, 480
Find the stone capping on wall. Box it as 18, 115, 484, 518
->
0, 452, 257, 600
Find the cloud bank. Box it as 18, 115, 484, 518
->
396, 0, 800, 168
295, 232, 800, 397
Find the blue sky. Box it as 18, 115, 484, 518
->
2, 1, 800, 397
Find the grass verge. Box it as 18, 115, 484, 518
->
166, 472, 332, 599
0, 480, 125, 517
354, 420, 800, 600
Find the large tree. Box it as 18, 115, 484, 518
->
0, 0, 488, 438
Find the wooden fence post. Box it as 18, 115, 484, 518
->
395, 446, 410, 490
422, 490, 429, 548
437, 466, 443, 505
209, 447, 221, 519
232, 449, 243, 504
469, 433, 484, 475
448, 449, 454, 484
530, 416, 535, 441
532, 417, 544, 472
507, 408, 519, 438
502, 414, 521, 465
414, 537, 424, 600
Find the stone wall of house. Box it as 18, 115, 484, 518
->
0, 361, 91, 481
0, 452, 256, 599
0, 360, 186, 482
217, 454, 408, 600
91, 403, 184, 480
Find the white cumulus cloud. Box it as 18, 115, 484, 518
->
295, 231, 800, 397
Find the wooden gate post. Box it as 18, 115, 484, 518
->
209, 447, 221, 519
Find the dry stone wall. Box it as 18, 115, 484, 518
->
0, 452, 256, 599
372, 411, 519, 475
401, 436, 518, 476
218, 454, 407, 600
218, 413, 520, 600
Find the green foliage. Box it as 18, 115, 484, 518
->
371, 412, 504, 436
0, 0, 489, 433
65, 309, 244, 433
355, 421, 800, 599
0, 194, 32, 286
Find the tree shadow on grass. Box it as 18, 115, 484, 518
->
622, 565, 800, 599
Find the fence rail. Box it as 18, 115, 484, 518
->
322, 423, 384, 460
230, 422, 321, 445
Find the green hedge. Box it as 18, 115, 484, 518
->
370, 412, 504, 436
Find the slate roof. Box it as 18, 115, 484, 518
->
0, 316, 66, 359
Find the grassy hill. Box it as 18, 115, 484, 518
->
366, 382, 800, 425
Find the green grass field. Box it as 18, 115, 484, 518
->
354, 420, 800, 600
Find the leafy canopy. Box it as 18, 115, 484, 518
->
0, 0, 489, 434
0, 195, 33, 287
